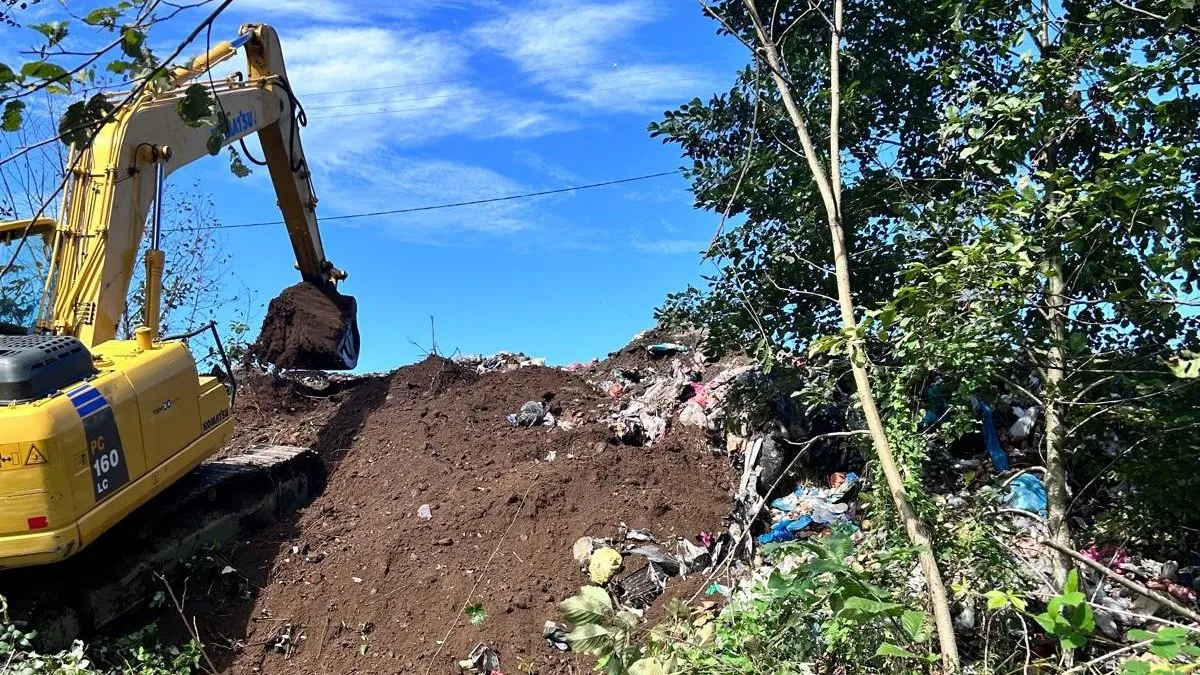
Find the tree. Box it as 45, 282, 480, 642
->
654, 1, 963, 669
655, 0, 1200, 669
881, 0, 1200, 586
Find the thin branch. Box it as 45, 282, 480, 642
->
1114, 0, 1166, 21
1069, 374, 1116, 404
1043, 539, 1200, 624
706, 61, 762, 253
156, 574, 220, 674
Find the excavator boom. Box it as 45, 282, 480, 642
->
37, 23, 357, 368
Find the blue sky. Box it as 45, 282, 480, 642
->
150, 0, 745, 371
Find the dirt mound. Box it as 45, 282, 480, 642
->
247, 282, 360, 371
185, 356, 732, 674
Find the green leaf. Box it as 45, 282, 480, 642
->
901, 610, 926, 642
120, 27, 145, 58
565, 623, 613, 655
1156, 627, 1190, 641
628, 658, 667, 675
20, 61, 70, 83
1033, 613, 1059, 635
1148, 640, 1181, 660
842, 596, 902, 616
1069, 602, 1095, 634
206, 125, 223, 156
30, 21, 69, 45
228, 147, 251, 178
614, 611, 639, 631
84, 7, 121, 27
559, 586, 612, 626
1060, 591, 1086, 606
1064, 570, 1080, 595
57, 93, 115, 148
106, 60, 133, 75
0, 63, 15, 85
2, 100, 25, 132
175, 83, 213, 127
875, 643, 922, 660
1122, 661, 1151, 675
984, 590, 1009, 610
1009, 594, 1027, 612
465, 602, 486, 626
1060, 631, 1087, 650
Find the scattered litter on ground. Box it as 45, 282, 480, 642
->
647, 342, 690, 358
417, 504, 433, 520
758, 473, 860, 544
976, 400, 1011, 471
179, 346, 732, 674
458, 643, 500, 674
1009, 405, 1038, 440
589, 547, 624, 584
542, 621, 570, 651
455, 351, 546, 374
506, 401, 552, 427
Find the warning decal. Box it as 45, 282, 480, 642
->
0, 447, 20, 471
25, 445, 47, 466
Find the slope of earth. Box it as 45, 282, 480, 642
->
188, 357, 733, 674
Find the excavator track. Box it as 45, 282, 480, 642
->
0, 446, 325, 651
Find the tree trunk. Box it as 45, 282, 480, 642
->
1044, 260, 1073, 588
740, 0, 961, 670
1037, 0, 1073, 594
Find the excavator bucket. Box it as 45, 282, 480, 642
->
247, 282, 360, 370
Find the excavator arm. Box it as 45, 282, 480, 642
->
37, 23, 353, 365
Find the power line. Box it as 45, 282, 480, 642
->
166, 169, 683, 232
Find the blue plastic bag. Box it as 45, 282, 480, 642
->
757, 515, 814, 544
1004, 474, 1047, 516
979, 401, 1010, 471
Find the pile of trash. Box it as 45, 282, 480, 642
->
555, 526, 716, 623
454, 351, 547, 374
588, 337, 757, 447
758, 472, 860, 544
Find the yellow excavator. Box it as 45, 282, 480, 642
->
0, 21, 357, 590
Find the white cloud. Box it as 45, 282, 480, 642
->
251, 26, 575, 163
623, 187, 691, 203
188, 0, 725, 247
315, 153, 540, 242
513, 150, 579, 182
228, 0, 494, 24
228, 0, 360, 23
632, 237, 709, 255
472, 1, 718, 113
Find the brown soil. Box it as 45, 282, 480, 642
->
183, 356, 733, 674
247, 282, 358, 371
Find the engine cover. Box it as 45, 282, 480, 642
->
0, 335, 96, 403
